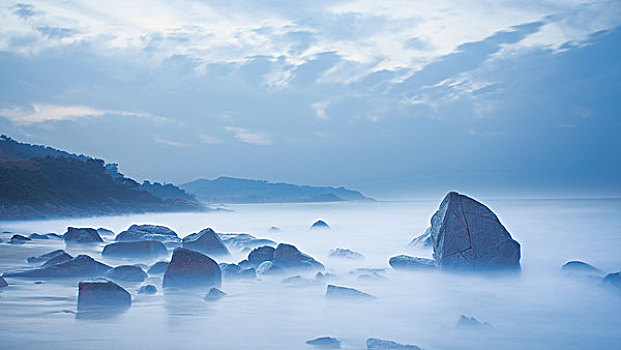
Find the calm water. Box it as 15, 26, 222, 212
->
0, 199, 620, 349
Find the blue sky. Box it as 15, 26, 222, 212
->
1, 1, 620, 198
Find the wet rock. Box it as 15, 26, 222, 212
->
366, 338, 421, 350
426, 192, 521, 270
272, 243, 324, 272
325, 284, 374, 300
218, 233, 276, 251
78, 280, 131, 310
248, 246, 275, 266
64, 227, 103, 244
10, 234, 31, 244
306, 336, 341, 349
389, 255, 436, 271
408, 228, 433, 248
238, 259, 253, 269
163, 247, 221, 289
27, 249, 69, 264
147, 261, 169, 275
457, 315, 494, 329
105, 265, 147, 282
102, 240, 167, 259
96, 228, 115, 237
116, 224, 180, 245
204, 287, 227, 302
600, 271, 621, 291
3, 255, 111, 278
310, 220, 330, 229
0, 276, 7, 288
256, 261, 286, 275
561, 261, 601, 274
28, 233, 49, 240
182, 228, 230, 256
42, 252, 73, 267
329, 248, 364, 260
137, 284, 157, 295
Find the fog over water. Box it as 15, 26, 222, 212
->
1, 198, 620, 349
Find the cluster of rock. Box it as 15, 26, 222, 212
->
241, 243, 324, 275
560, 260, 621, 292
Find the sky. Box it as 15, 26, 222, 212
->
0, 0, 620, 199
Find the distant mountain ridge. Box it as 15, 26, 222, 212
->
181, 176, 373, 204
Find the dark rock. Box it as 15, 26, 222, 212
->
42, 252, 73, 267
182, 228, 230, 256
64, 227, 103, 244
45, 233, 62, 239
28, 233, 49, 240
238, 259, 253, 269
137, 284, 157, 295
220, 263, 255, 279
116, 224, 180, 245
147, 261, 169, 275
102, 240, 167, 259
306, 336, 341, 348
78, 280, 131, 310
325, 284, 374, 300
105, 265, 147, 282
329, 248, 364, 260
248, 245, 275, 266
310, 220, 330, 229
3, 255, 111, 278
272, 243, 324, 272
366, 338, 421, 350
389, 255, 436, 271
163, 247, 221, 289
315, 272, 336, 282
457, 315, 494, 329
0, 276, 7, 288
27, 249, 68, 263
600, 271, 621, 291
561, 261, 601, 274
204, 287, 227, 302
96, 228, 115, 237
218, 233, 276, 251
268, 226, 281, 232
408, 229, 433, 248
10, 234, 31, 244
426, 192, 521, 270
256, 261, 286, 275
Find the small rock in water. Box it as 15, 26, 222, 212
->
457, 315, 494, 329
63, 227, 103, 244
329, 248, 365, 260
10, 234, 31, 244
96, 228, 115, 237
268, 226, 281, 232
28, 233, 49, 240
147, 261, 169, 275
137, 284, 157, 295
27, 249, 69, 264
389, 255, 436, 271
366, 338, 421, 350
306, 336, 341, 348
105, 265, 147, 282
248, 246, 276, 267
78, 280, 131, 310
600, 271, 621, 291
310, 220, 330, 229
325, 284, 374, 300
272, 243, 324, 272
561, 261, 601, 274
3, 255, 111, 278
182, 228, 230, 256
163, 247, 222, 289
0, 276, 8, 288
102, 240, 167, 258
204, 287, 227, 302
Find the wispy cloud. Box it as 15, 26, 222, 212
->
199, 134, 223, 144
311, 101, 330, 120
0, 103, 168, 125
153, 136, 192, 147
225, 126, 272, 145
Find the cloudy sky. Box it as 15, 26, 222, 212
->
1, 0, 620, 198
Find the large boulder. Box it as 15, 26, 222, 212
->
182, 228, 230, 256
425, 192, 520, 270
27, 249, 69, 264
389, 255, 436, 271
306, 336, 341, 349
325, 284, 374, 300
247, 246, 275, 266
271, 243, 324, 271
105, 265, 147, 282
10, 234, 31, 244
366, 338, 421, 350
217, 233, 276, 251
3, 255, 111, 278
115, 224, 180, 245
102, 240, 167, 259
78, 280, 131, 310
162, 247, 221, 289
64, 227, 103, 244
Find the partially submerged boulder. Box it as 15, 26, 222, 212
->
147, 261, 169, 275
366, 338, 420, 350
137, 284, 157, 295
561, 261, 601, 274
105, 265, 147, 282
182, 228, 230, 256
96, 228, 115, 237
601, 271, 621, 291
217, 233, 276, 251
102, 240, 167, 259
3, 255, 111, 278
389, 255, 436, 271
268, 226, 281, 232
219, 263, 256, 279
42, 252, 73, 267
10, 234, 31, 244
163, 247, 221, 289
329, 248, 364, 260
64, 227, 103, 244
0, 276, 7, 288
247, 246, 275, 266
325, 284, 374, 300
457, 315, 494, 329
256, 261, 286, 275
272, 243, 324, 271
27, 249, 69, 264
306, 336, 341, 349
425, 192, 520, 270
28, 233, 49, 240
78, 280, 131, 310
204, 287, 227, 302
116, 224, 180, 245
310, 220, 330, 229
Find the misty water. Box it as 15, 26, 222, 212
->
0, 198, 620, 349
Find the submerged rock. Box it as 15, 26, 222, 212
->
272, 243, 324, 272
102, 240, 167, 259
306, 336, 341, 349
105, 265, 147, 282
116, 224, 180, 245
248, 246, 275, 266
137, 284, 157, 295
268, 226, 281, 232
0, 276, 7, 288
163, 247, 221, 289
310, 220, 330, 229
426, 192, 521, 270
329, 248, 365, 260
219, 263, 256, 279
3, 255, 111, 278
457, 315, 494, 329
217, 233, 276, 251
182, 228, 230, 256
561, 261, 601, 274
28, 233, 49, 240
325, 284, 374, 300
45, 233, 62, 239
42, 252, 73, 267
64, 227, 103, 244
204, 287, 227, 302
10, 234, 31, 244
389, 255, 436, 271
27, 249, 68, 264
366, 338, 421, 350
147, 261, 169, 275
600, 271, 621, 291
78, 280, 131, 310
96, 228, 115, 237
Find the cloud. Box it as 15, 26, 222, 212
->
0, 103, 168, 125
199, 134, 223, 144
311, 100, 330, 120
225, 126, 272, 145
153, 136, 192, 147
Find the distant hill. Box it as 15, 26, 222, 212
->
181, 176, 373, 204
0, 135, 203, 220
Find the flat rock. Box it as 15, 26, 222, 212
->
102, 240, 167, 259
10, 234, 31, 244
28, 233, 49, 240
248, 246, 275, 266
182, 228, 230, 256
64, 227, 103, 244
96, 228, 115, 237
147, 261, 169, 275
116, 224, 180, 245
105, 265, 147, 282
389, 255, 436, 271
27, 249, 68, 264
561, 261, 601, 274
366, 338, 421, 350
329, 248, 364, 260
0, 276, 7, 288
325, 284, 374, 300
217, 233, 276, 251
163, 247, 221, 289
78, 280, 131, 310
137, 284, 157, 295
310, 220, 330, 229
426, 192, 521, 271
3, 255, 111, 278
306, 336, 341, 348
204, 287, 227, 302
